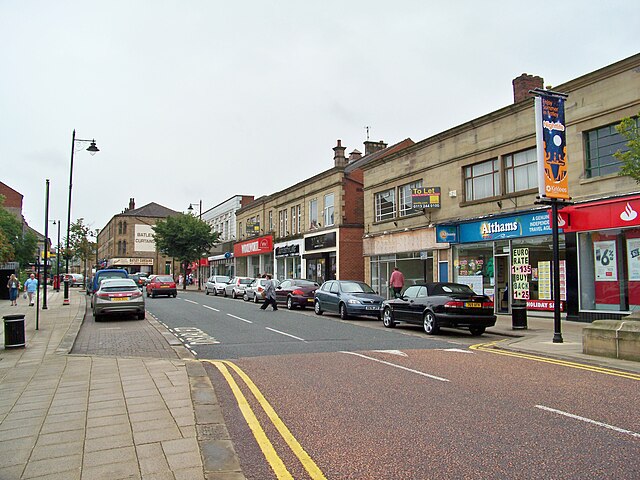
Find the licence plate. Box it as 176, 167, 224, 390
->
465, 302, 481, 308
366, 306, 379, 310
160, 285, 169, 288
112, 297, 129, 302
307, 298, 314, 303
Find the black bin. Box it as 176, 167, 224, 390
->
3, 314, 26, 348
511, 300, 527, 329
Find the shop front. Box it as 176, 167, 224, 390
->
559, 194, 640, 320
208, 253, 234, 277
274, 239, 303, 281
108, 257, 154, 274
304, 231, 337, 284
439, 209, 565, 315
233, 235, 274, 278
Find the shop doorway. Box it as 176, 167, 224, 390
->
495, 252, 510, 313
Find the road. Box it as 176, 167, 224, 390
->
144, 290, 640, 480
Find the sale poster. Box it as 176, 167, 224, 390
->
627, 238, 640, 281
511, 247, 530, 300
594, 240, 617, 281
538, 261, 551, 300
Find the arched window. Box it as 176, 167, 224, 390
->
117, 241, 122, 255
123, 221, 127, 234
122, 240, 127, 255
118, 222, 122, 234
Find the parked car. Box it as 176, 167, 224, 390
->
314, 280, 384, 320
64, 273, 84, 287
223, 276, 253, 298
93, 278, 145, 321
243, 278, 273, 303
146, 275, 177, 298
205, 275, 230, 296
129, 273, 148, 290
275, 279, 319, 310
88, 269, 129, 301
381, 282, 496, 336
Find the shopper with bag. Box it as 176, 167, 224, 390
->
259, 274, 278, 311
7, 274, 20, 306
24, 273, 38, 306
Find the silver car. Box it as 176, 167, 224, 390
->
93, 278, 145, 321
223, 277, 253, 299
243, 278, 275, 303
205, 275, 230, 296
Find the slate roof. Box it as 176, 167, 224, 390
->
119, 202, 179, 218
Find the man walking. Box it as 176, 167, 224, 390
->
260, 274, 278, 311
24, 273, 38, 306
389, 266, 405, 298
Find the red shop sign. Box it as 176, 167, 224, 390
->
555, 195, 640, 233
233, 235, 273, 257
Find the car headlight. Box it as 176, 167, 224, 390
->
347, 299, 362, 305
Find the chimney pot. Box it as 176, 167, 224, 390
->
333, 139, 347, 168
512, 73, 544, 103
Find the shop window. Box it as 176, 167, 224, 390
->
585, 119, 638, 178
399, 180, 423, 217
309, 199, 319, 229
375, 188, 396, 221
464, 158, 500, 201
324, 193, 334, 227
505, 148, 537, 193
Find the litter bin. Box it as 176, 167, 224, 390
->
511, 300, 527, 329
3, 314, 26, 348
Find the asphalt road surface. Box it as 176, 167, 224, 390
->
145, 290, 640, 479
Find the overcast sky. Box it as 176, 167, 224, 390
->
1, 1, 638, 241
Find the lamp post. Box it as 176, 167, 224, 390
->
64, 130, 99, 305
188, 200, 203, 290
52, 220, 61, 292
43, 179, 50, 310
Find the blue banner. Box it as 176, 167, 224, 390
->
458, 211, 552, 243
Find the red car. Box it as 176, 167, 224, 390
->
146, 275, 177, 298
275, 279, 319, 310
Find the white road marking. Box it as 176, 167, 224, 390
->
227, 313, 253, 324
340, 351, 449, 382
372, 350, 408, 357
535, 405, 640, 439
184, 299, 199, 304
203, 305, 219, 312
265, 327, 306, 342
439, 348, 474, 354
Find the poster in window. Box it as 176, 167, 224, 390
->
538, 261, 551, 300
627, 238, 640, 281
593, 240, 617, 281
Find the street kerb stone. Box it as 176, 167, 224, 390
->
200, 439, 243, 474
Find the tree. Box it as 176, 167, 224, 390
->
153, 214, 219, 289
615, 113, 640, 182
66, 218, 96, 279
0, 194, 37, 266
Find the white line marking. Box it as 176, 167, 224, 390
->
265, 327, 306, 342
372, 350, 408, 357
535, 405, 640, 439
439, 348, 474, 354
184, 299, 199, 304
202, 305, 219, 312
227, 313, 253, 324
340, 351, 449, 382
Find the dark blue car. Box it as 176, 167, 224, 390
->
314, 280, 384, 320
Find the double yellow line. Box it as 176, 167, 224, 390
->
470, 340, 640, 380
206, 360, 327, 480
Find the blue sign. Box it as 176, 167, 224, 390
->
436, 225, 458, 244
458, 211, 552, 243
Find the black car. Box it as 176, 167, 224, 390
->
275, 279, 319, 309
381, 282, 496, 336
314, 280, 384, 320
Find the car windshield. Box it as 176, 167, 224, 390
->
216, 276, 230, 283
99, 272, 127, 281
156, 276, 174, 282
239, 278, 253, 285
293, 279, 318, 286
341, 282, 375, 294
428, 283, 475, 295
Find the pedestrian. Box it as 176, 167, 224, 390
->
389, 266, 405, 298
260, 274, 278, 311
24, 273, 38, 306
7, 274, 20, 306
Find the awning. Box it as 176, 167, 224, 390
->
557, 194, 640, 233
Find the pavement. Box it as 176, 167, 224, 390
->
0, 286, 638, 480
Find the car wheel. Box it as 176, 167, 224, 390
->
382, 307, 395, 328
137, 311, 145, 320
287, 297, 294, 310
339, 303, 349, 320
232, 291, 237, 299
205, 288, 209, 295
469, 326, 486, 336
423, 311, 439, 335
254, 294, 260, 304
223, 289, 228, 297
243, 293, 248, 301
152, 292, 156, 298
314, 300, 323, 315
173, 293, 177, 298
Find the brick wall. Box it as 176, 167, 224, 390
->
338, 226, 364, 280
342, 170, 364, 225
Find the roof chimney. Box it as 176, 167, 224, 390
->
333, 140, 346, 167
129, 198, 135, 211
512, 73, 544, 103
364, 140, 387, 156
348, 149, 362, 163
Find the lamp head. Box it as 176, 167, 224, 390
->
86, 140, 99, 155
188, 204, 194, 212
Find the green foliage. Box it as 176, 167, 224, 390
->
0, 194, 37, 266
615, 114, 640, 183
66, 218, 96, 264
153, 214, 218, 263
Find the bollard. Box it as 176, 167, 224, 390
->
3, 314, 26, 348
511, 300, 528, 329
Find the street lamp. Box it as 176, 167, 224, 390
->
64, 130, 99, 306
51, 220, 61, 292
188, 200, 203, 290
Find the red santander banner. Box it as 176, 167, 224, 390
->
557, 196, 640, 233
233, 235, 273, 257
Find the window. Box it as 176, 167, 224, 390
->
123, 222, 127, 234
268, 211, 273, 232
585, 119, 638, 178
399, 180, 423, 217
117, 241, 122, 255
375, 188, 396, 221
309, 199, 318, 229
278, 210, 288, 237
505, 148, 537, 193
324, 194, 335, 226
464, 158, 500, 201
122, 240, 127, 255
118, 222, 122, 235
291, 207, 297, 234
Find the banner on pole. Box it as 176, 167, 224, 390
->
535, 93, 569, 200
